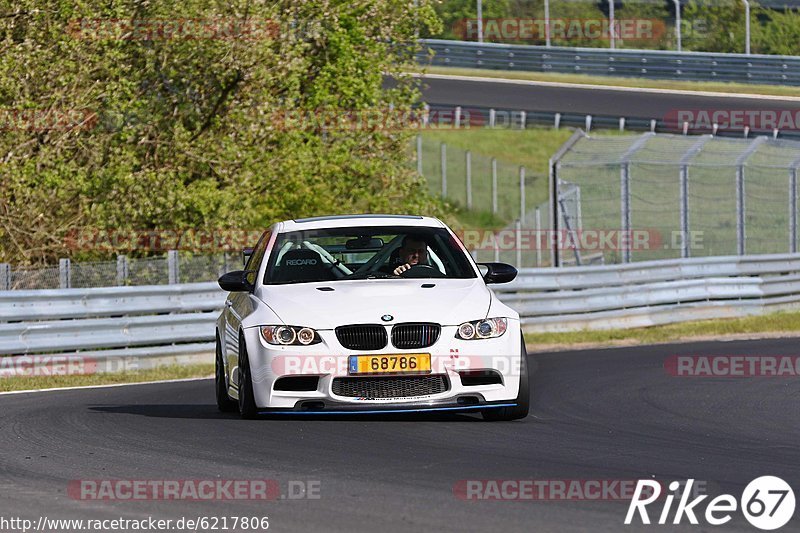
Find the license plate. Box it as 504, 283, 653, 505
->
348, 354, 431, 375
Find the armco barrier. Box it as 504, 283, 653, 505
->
495, 253, 800, 331
2, 253, 800, 373
0, 282, 226, 374
418, 39, 800, 86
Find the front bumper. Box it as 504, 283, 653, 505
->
257, 399, 518, 416
241, 323, 523, 410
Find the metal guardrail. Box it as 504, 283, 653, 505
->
496, 253, 800, 331
0, 282, 223, 321
419, 39, 800, 86
3, 253, 800, 372
423, 103, 800, 140
0, 283, 226, 374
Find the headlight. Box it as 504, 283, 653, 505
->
456, 318, 507, 340
261, 325, 322, 346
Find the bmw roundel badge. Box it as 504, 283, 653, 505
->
381, 314, 394, 322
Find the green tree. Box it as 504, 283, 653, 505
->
682, 0, 750, 53
752, 7, 800, 55
0, 0, 443, 264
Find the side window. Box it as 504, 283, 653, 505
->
244, 231, 271, 286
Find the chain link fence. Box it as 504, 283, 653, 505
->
553, 131, 800, 265
415, 134, 560, 266
0, 252, 241, 291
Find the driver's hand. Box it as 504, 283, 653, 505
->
393, 263, 412, 275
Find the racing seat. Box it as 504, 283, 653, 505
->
272, 249, 333, 283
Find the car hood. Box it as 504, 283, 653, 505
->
256, 278, 491, 329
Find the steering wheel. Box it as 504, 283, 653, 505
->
398, 264, 446, 279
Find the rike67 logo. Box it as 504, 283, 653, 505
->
625, 477, 795, 530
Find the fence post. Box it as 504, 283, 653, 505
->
489, 108, 496, 128
791, 168, 798, 253
619, 117, 625, 132
59, 258, 71, 289
416, 134, 422, 176
608, 0, 615, 49
116, 255, 129, 286
168, 250, 179, 284
466, 150, 473, 210
519, 111, 526, 130
548, 130, 588, 267
515, 219, 522, 268
440, 142, 447, 199
491, 158, 498, 214
736, 165, 745, 255
544, 0, 551, 47
620, 163, 632, 263
554, 113, 561, 130
455, 106, 462, 129
585, 115, 592, 132
743, 0, 751, 55
519, 166, 526, 226
0, 263, 9, 290
678, 135, 711, 258
679, 165, 690, 258
535, 207, 542, 267
735, 137, 765, 256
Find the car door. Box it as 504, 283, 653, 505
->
225, 230, 270, 391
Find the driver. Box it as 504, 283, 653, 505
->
390, 234, 429, 275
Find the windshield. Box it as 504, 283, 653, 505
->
263, 226, 476, 285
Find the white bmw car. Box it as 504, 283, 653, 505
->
215, 214, 529, 420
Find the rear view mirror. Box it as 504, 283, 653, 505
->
477, 262, 517, 284
346, 237, 384, 250
218, 270, 254, 292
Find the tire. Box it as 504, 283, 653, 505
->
482, 340, 530, 421
237, 334, 258, 419
215, 337, 237, 412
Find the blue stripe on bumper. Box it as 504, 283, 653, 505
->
257, 403, 516, 416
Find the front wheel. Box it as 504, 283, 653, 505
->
238, 335, 258, 419
482, 340, 530, 421
215, 337, 237, 412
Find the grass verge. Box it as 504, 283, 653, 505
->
0, 363, 214, 393
418, 66, 800, 98
524, 310, 800, 351
418, 127, 575, 175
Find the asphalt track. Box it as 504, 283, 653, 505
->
418, 75, 800, 119
1, 338, 798, 532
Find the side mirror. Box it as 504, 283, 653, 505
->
477, 262, 517, 284
242, 247, 254, 267
218, 270, 254, 292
